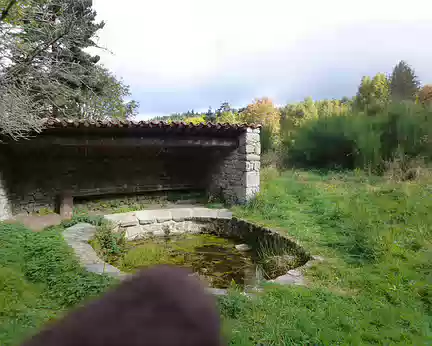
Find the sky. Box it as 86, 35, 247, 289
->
92, 0, 432, 119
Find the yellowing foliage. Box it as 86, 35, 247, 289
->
182, 115, 207, 125
240, 97, 280, 130
418, 85, 432, 105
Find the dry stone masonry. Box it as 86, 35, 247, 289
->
104, 207, 233, 240
0, 172, 12, 221
210, 128, 261, 204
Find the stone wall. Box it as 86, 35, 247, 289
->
0, 172, 12, 221
104, 207, 233, 240
0, 152, 12, 221
6, 146, 214, 214
210, 128, 261, 204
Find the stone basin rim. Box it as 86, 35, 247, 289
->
63, 208, 322, 294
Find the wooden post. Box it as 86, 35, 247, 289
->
59, 193, 74, 220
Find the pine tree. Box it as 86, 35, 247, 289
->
390, 61, 420, 102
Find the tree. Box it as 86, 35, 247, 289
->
240, 97, 281, 153
355, 73, 390, 115
390, 60, 420, 102
372, 73, 390, 107
77, 66, 139, 119
215, 102, 239, 124
0, 0, 137, 139
240, 97, 280, 130
418, 85, 432, 105
205, 106, 216, 122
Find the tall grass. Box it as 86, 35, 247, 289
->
225, 169, 432, 345
282, 103, 432, 173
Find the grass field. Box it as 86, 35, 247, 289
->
1, 169, 431, 345
222, 168, 432, 345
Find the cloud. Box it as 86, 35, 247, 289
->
92, 0, 432, 118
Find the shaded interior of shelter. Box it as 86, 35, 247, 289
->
0, 127, 239, 215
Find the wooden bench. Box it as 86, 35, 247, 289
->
56, 184, 203, 219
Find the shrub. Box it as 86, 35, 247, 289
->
283, 103, 432, 173
91, 222, 126, 263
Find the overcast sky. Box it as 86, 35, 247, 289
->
92, 0, 432, 119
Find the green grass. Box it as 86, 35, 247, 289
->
1, 168, 431, 345
222, 168, 432, 345
0, 223, 115, 345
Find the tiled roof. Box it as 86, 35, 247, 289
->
43, 118, 261, 131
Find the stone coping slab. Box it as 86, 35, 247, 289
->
105, 207, 233, 227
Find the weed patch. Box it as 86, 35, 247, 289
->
0, 223, 115, 345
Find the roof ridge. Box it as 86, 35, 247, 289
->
40, 118, 262, 129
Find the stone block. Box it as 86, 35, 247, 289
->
235, 244, 251, 252
186, 221, 206, 234
153, 210, 172, 223
171, 221, 187, 234
246, 144, 255, 154
246, 133, 260, 143
271, 273, 305, 286
254, 143, 261, 155
246, 154, 260, 162
125, 225, 145, 240
85, 263, 122, 276
245, 172, 260, 187
192, 208, 219, 219
104, 212, 138, 227
63, 223, 97, 242
217, 209, 233, 219
136, 210, 155, 224
245, 161, 253, 171
153, 228, 167, 237
171, 208, 193, 221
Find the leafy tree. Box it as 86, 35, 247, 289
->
0, 0, 137, 139
215, 102, 239, 124
183, 115, 206, 125
240, 97, 280, 130
390, 60, 420, 102
418, 85, 432, 105
355, 73, 390, 115
240, 97, 281, 153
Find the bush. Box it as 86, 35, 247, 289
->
90, 222, 126, 263
282, 103, 432, 173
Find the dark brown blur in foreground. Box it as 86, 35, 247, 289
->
22, 266, 223, 346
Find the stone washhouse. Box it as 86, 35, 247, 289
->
0, 119, 261, 220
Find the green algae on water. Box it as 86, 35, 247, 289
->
114, 234, 256, 289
